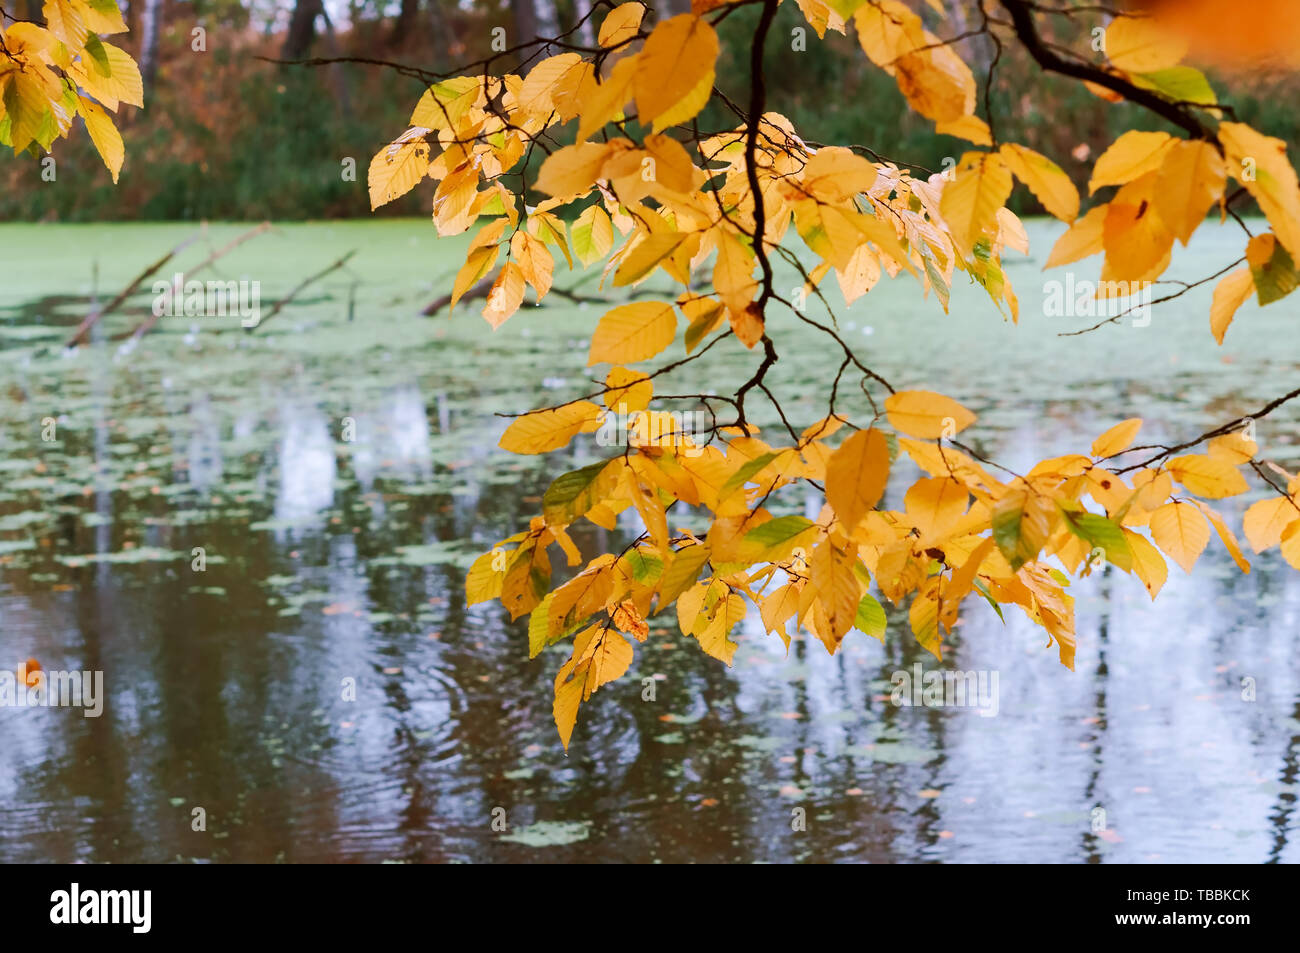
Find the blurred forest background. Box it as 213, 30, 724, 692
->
4, 0, 1300, 221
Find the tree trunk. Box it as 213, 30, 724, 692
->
139, 0, 162, 91
573, 0, 596, 46
391, 0, 420, 47
281, 0, 323, 60
124, 0, 140, 41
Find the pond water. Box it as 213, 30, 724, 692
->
1, 219, 1298, 863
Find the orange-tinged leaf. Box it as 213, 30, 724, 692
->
1102, 172, 1175, 283
1045, 203, 1107, 268
1149, 501, 1210, 573
1091, 418, 1143, 458
885, 390, 976, 439
1154, 139, 1225, 245
904, 476, 968, 542
1210, 267, 1254, 345
825, 428, 889, 531
807, 539, 862, 652
482, 261, 525, 328
713, 230, 759, 316
553, 669, 586, 750
1105, 15, 1188, 72
576, 55, 637, 142
587, 301, 677, 365
599, 2, 645, 47
633, 14, 718, 128
729, 302, 764, 350
510, 230, 554, 301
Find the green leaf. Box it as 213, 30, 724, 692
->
1059, 508, 1133, 572
1249, 238, 1297, 306
740, 515, 816, 562
621, 549, 663, 585
542, 458, 619, 526
1131, 67, 1217, 106
529, 593, 555, 658
719, 452, 778, 500
971, 578, 1005, 622
656, 543, 710, 614
84, 34, 111, 77
853, 592, 887, 641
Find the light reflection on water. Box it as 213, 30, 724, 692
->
0, 221, 1297, 863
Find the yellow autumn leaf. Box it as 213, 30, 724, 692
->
885, 390, 977, 439
1124, 529, 1168, 600
603, 367, 653, 412
939, 152, 1013, 257
571, 204, 614, 267
801, 146, 877, 202
633, 14, 718, 129
499, 401, 604, 455
1088, 130, 1174, 194
1207, 432, 1257, 464
1091, 418, 1143, 458
935, 114, 992, 146
1243, 497, 1300, 552
614, 230, 686, 286
535, 141, 609, 200
1149, 500, 1210, 573
825, 428, 889, 532
368, 133, 429, 210
587, 301, 678, 365
42, 0, 87, 49
999, 143, 1079, 223
1218, 122, 1300, 260
67, 41, 143, 110
1190, 500, 1251, 573
78, 94, 123, 183
576, 55, 637, 142
1166, 454, 1249, 499
1281, 519, 1300, 570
